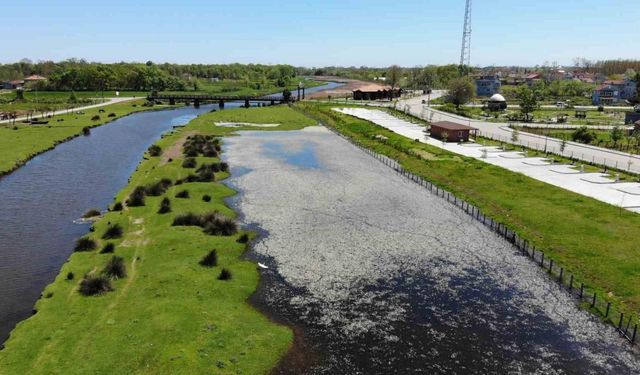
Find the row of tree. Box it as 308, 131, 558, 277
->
0, 59, 299, 91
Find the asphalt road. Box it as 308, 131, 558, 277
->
396, 94, 640, 174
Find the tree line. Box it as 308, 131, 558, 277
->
0, 59, 298, 91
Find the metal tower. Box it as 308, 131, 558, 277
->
459, 0, 472, 74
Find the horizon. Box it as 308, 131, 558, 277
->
2, 0, 639, 67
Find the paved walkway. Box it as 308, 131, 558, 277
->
394, 94, 640, 174
0, 97, 137, 124
335, 107, 640, 213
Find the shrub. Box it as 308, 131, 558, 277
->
145, 178, 173, 196
201, 213, 238, 236
182, 157, 197, 168
45, 292, 54, 298
172, 213, 202, 226
82, 209, 101, 218
202, 194, 211, 202
158, 197, 171, 214
175, 190, 190, 198
237, 233, 249, 244
79, 275, 113, 296
108, 112, 116, 117
219, 162, 229, 172
103, 256, 127, 279
82, 126, 91, 136
203, 146, 218, 157
66, 272, 75, 280
101, 243, 115, 254
199, 249, 218, 267
74, 237, 97, 252
111, 202, 123, 211
91, 115, 100, 121
148, 145, 162, 157
102, 224, 123, 239
126, 186, 147, 207
218, 268, 232, 281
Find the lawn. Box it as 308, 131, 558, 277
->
0, 105, 314, 374
0, 100, 156, 176
297, 102, 640, 322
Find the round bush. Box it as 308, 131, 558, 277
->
74, 237, 97, 252
79, 275, 113, 296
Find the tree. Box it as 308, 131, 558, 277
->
282, 89, 292, 103
516, 86, 538, 121
559, 136, 568, 154
387, 65, 402, 90
511, 128, 519, 143
572, 126, 596, 144
610, 126, 624, 148
446, 77, 475, 108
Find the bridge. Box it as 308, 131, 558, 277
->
147, 94, 289, 108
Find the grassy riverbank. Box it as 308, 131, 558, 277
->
0, 105, 315, 373
0, 100, 157, 176
297, 102, 640, 321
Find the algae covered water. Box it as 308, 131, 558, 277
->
223, 127, 640, 374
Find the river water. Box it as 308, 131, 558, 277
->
223, 127, 640, 374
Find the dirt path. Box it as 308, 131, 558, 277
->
161, 131, 195, 165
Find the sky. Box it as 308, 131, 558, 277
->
2, 0, 639, 67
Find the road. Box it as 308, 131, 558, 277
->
395, 93, 640, 174
0, 97, 138, 124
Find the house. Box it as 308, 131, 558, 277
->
2, 80, 24, 89
524, 73, 542, 86
592, 80, 637, 105
475, 76, 501, 97
625, 106, 640, 125
23, 75, 47, 83
352, 84, 401, 101
430, 121, 478, 142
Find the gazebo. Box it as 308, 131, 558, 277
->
487, 93, 507, 111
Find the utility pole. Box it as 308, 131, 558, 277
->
459, 0, 472, 76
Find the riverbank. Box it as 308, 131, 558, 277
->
0, 106, 316, 373
296, 102, 640, 329
0, 99, 156, 177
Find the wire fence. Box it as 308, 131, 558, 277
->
322, 122, 639, 346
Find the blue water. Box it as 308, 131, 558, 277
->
263, 140, 320, 169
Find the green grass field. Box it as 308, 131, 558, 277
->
0, 105, 315, 374
0, 100, 157, 176
297, 102, 640, 322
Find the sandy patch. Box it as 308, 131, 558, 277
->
161, 131, 195, 165
215, 122, 280, 128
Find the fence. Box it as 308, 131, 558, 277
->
322, 122, 639, 346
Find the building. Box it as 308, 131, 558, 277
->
352, 84, 401, 101
2, 80, 24, 89
592, 80, 637, 105
626, 106, 640, 125
430, 121, 478, 142
23, 75, 47, 83
524, 73, 542, 86
475, 76, 501, 97
487, 93, 507, 111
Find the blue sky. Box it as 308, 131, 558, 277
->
2, 0, 638, 67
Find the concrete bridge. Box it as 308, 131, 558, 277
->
147, 94, 288, 108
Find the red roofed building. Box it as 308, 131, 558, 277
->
430, 121, 478, 142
